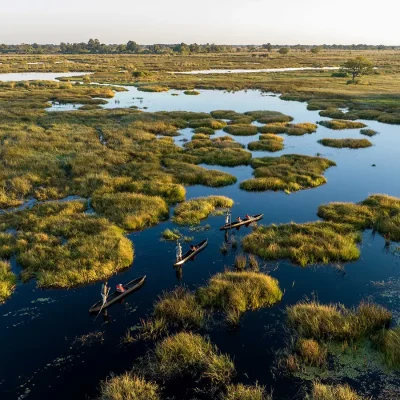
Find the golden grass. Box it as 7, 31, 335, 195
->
318, 120, 367, 130
197, 270, 282, 325
0, 260, 16, 303
296, 338, 327, 367
224, 383, 270, 400
318, 138, 372, 148
173, 195, 234, 225
242, 222, 361, 266
308, 382, 362, 400
99, 373, 160, 400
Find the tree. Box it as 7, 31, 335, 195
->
341, 56, 373, 83
310, 46, 322, 54
262, 43, 272, 52
279, 47, 289, 55
126, 41, 140, 53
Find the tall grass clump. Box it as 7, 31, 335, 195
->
318, 120, 366, 130
99, 373, 160, 400
193, 127, 215, 135
287, 300, 391, 341
248, 134, 284, 152
188, 118, 226, 129
242, 222, 361, 266
318, 138, 372, 149
360, 128, 378, 136
92, 193, 169, 231
318, 194, 400, 241
161, 228, 181, 241
153, 286, 205, 329
244, 111, 293, 124
223, 124, 258, 136
296, 338, 327, 367
173, 196, 234, 225
0, 260, 16, 303
308, 382, 362, 400
137, 86, 169, 92
376, 327, 400, 368
240, 154, 335, 193
224, 383, 270, 400
197, 271, 282, 325
144, 332, 235, 386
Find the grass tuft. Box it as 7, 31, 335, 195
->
318, 138, 372, 149
224, 383, 270, 400
308, 382, 362, 400
0, 260, 16, 303
318, 120, 366, 130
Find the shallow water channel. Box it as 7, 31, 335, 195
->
0, 73, 399, 400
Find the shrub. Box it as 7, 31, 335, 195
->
153, 286, 205, 329
197, 271, 282, 325
223, 124, 258, 136
242, 222, 361, 266
99, 373, 160, 400
318, 138, 372, 149
318, 120, 366, 130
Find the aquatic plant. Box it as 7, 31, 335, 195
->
144, 332, 235, 385
137, 86, 169, 92
223, 124, 258, 136
153, 286, 205, 329
242, 222, 361, 266
318, 120, 366, 130
224, 383, 270, 400
259, 122, 317, 136
0, 260, 16, 303
240, 154, 335, 193
248, 134, 284, 152
161, 228, 181, 241
244, 110, 293, 124
287, 300, 391, 341
360, 128, 378, 136
99, 373, 160, 400
92, 192, 169, 231
296, 338, 327, 367
379, 327, 400, 369
307, 382, 362, 400
193, 127, 215, 135
188, 118, 226, 129
184, 90, 200, 95
173, 195, 234, 225
196, 270, 282, 325
318, 138, 372, 148
318, 194, 400, 241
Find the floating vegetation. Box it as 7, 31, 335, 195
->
92, 192, 169, 231
248, 134, 284, 152
240, 154, 335, 193
74, 331, 104, 347
137, 86, 169, 92
99, 373, 161, 400
259, 122, 317, 136
184, 90, 200, 95
318, 120, 367, 130
360, 128, 378, 136
193, 127, 215, 135
187, 118, 227, 129
318, 194, 400, 241
242, 222, 361, 266
196, 270, 282, 325
173, 195, 234, 225
161, 228, 181, 241
223, 124, 259, 136
318, 138, 372, 149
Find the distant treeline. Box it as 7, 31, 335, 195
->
0, 39, 398, 54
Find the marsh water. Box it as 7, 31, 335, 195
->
1, 73, 400, 400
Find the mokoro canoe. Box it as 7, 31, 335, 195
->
174, 239, 208, 267
219, 213, 263, 230
89, 276, 146, 313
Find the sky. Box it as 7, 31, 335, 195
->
1, 0, 399, 45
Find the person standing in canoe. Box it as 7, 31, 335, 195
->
225, 211, 231, 226
176, 241, 182, 262
101, 281, 109, 305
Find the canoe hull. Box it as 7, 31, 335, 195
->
220, 214, 263, 230
174, 239, 208, 267
89, 276, 146, 313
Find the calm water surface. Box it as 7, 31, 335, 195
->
0, 73, 399, 400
